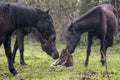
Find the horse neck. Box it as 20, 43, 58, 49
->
74, 6, 104, 34
74, 19, 94, 34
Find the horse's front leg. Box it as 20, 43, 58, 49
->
18, 34, 27, 65
3, 37, 18, 75
85, 33, 93, 67
100, 35, 106, 66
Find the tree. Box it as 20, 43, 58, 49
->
0, 0, 120, 43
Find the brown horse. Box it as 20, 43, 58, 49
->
0, 1, 59, 75
66, 4, 118, 66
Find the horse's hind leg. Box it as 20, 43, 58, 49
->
18, 34, 27, 65
100, 35, 106, 66
12, 38, 18, 63
85, 33, 93, 67
3, 37, 18, 75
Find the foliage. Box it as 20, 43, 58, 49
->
0, 40, 120, 80
0, 0, 120, 44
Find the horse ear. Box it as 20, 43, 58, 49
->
71, 22, 73, 26
46, 9, 50, 14
42, 9, 50, 17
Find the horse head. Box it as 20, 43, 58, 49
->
35, 9, 59, 59
66, 23, 80, 54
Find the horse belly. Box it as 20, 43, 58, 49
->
0, 14, 13, 35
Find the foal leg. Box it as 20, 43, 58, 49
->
85, 33, 93, 67
12, 38, 18, 63
3, 37, 18, 75
18, 34, 27, 65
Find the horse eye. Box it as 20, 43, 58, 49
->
50, 37, 55, 42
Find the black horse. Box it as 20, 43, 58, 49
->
0, 1, 59, 75
11, 2, 38, 65
12, 27, 38, 65
66, 4, 118, 66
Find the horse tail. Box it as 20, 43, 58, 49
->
113, 9, 118, 18
112, 6, 118, 19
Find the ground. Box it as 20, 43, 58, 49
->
0, 39, 120, 80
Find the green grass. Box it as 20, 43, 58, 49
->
0, 40, 120, 80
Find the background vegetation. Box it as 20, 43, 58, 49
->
1, 0, 120, 44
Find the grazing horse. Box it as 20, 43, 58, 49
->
0, 1, 59, 75
66, 4, 118, 66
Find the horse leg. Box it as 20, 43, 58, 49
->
85, 33, 93, 67
3, 37, 18, 75
18, 34, 27, 65
12, 38, 18, 63
100, 35, 106, 66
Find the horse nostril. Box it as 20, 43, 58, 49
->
69, 50, 74, 54
53, 54, 59, 59
52, 52, 59, 59
55, 54, 59, 59
67, 48, 74, 54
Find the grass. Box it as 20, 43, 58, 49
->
0, 40, 120, 80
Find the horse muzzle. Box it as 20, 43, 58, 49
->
51, 51, 59, 59
66, 47, 74, 54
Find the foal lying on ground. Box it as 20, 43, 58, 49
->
50, 49, 74, 69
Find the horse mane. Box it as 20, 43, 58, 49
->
0, 1, 44, 28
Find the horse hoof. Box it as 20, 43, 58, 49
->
102, 63, 106, 66
101, 60, 106, 66
84, 64, 88, 67
9, 69, 18, 75
20, 62, 27, 65
84, 62, 88, 67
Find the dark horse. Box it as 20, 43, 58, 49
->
12, 27, 37, 65
12, 27, 41, 65
66, 4, 118, 66
0, 1, 59, 75
11, 3, 38, 65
